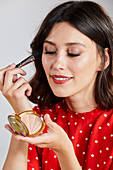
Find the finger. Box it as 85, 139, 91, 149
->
44, 114, 55, 129
5, 124, 16, 135
12, 113, 16, 116
11, 81, 32, 97
19, 83, 32, 96
2, 70, 26, 96
12, 74, 18, 83
0, 63, 16, 73
3, 68, 26, 89
0, 63, 16, 90
15, 133, 48, 145
8, 77, 28, 92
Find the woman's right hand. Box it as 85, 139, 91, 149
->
0, 63, 32, 113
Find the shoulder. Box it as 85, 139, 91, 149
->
97, 108, 113, 124
94, 108, 113, 127
92, 108, 113, 138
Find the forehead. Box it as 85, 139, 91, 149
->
45, 22, 94, 47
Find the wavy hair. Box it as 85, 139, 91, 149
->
28, 1, 113, 110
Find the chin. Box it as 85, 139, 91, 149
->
52, 90, 70, 98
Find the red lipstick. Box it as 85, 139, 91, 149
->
51, 75, 72, 84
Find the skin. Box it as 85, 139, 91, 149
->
1, 22, 110, 170
42, 22, 103, 113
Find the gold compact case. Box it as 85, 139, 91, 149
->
8, 110, 45, 137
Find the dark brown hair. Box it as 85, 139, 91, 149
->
28, 1, 113, 110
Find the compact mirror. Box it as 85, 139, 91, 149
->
8, 110, 45, 137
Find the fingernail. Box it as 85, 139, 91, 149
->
5, 126, 10, 131
10, 63, 15, 67
47, 114, 50, 118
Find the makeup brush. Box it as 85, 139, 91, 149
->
15, 55, 36, 68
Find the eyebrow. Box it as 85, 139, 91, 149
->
44, 40, 86, 48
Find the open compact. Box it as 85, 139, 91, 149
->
8, 110, 45, 137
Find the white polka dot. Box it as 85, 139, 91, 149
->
99, 126, 102, 129
58, 106, 60, 108
82, 117, 85, 119
111, 134, 113, 137
103, 136, 106, 139
104, 114, 107, 117
97, 164, 99, 167
83, 152, 85, 155
54, 117, 57, 120
36, 157, 38, 160
32, 168, 35, 170
71, 115, 73, 118
50, 169, 53, 170
88, 168, 91, 170
75, 122, 77, 125
89, 124, 92, 127
80, 130, 83, 133
27, 159, 30, 162
106, 147, 109, 150
85, 138, 88, 141
91, 154, 94, 157
29, 147, 32, 150
103, 161, 106, 164
107, 123, 110, 126
72, 136, 75, 139
77, 144, 80, 147
95, 140, 98, 143
49, 109, 52, 112
54, 155, 57, 158
45, 161, 48, 163
62, 115, 65, 118
68, 122, 70, 125
100, 150, 102, 153
109, 156, 113, 159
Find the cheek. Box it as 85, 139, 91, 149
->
70, 56, 89, 73
42, 55, 52, 77
71, 54, 97, 77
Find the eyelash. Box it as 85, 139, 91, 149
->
44, 51, 80, 57
44, 51, 56, 54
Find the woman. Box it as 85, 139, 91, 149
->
1, 1, 113, 170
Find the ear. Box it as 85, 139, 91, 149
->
97, 48, 110, 71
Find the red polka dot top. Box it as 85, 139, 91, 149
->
27, 100, 113, 170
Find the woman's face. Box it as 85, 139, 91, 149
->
42, 22, 101, 98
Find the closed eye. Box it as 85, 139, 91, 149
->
68, 53, 80, 57
44, 51, 57, 54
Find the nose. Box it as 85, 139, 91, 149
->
52, 52, 67, 70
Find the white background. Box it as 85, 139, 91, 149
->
0, 0, 113, 168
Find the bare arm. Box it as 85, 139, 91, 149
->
0, 64, 32, 170
3, 135, 28, 170
55, 142, 82, 170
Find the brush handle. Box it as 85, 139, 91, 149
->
16, 55, 35, 68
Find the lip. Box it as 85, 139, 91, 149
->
51, 75, 72, 84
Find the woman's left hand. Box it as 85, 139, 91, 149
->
9, 114, 71, 154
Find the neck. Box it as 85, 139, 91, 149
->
65, 91, 97, 114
